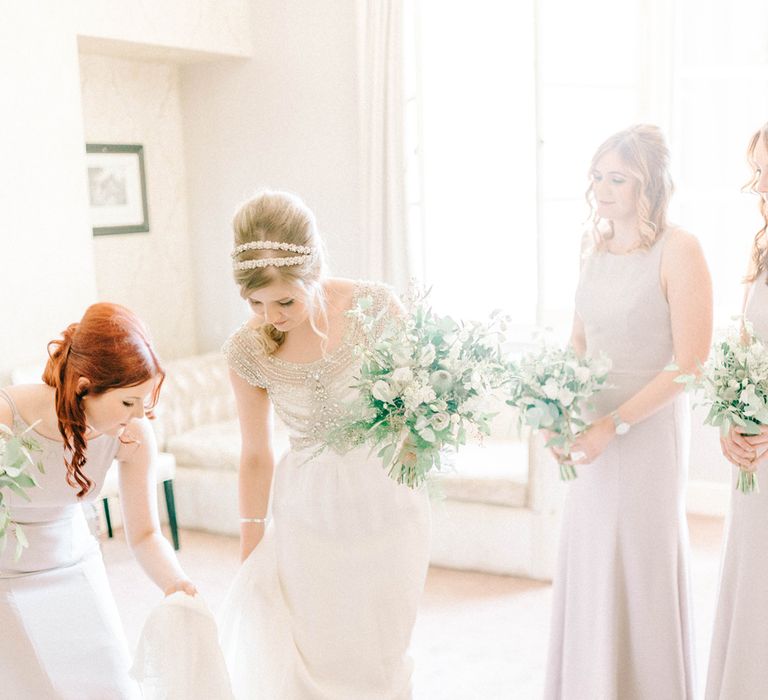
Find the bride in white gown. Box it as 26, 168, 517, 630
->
219, 190, 432, 699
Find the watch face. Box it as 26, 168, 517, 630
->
616, 422, 630, 436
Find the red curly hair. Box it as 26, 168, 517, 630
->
42, 303, 164, 497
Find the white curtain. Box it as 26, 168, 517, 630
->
357, 0, 412, 291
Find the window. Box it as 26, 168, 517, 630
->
671, 0, 768, 324
406, 1, 768, 333
405, 1, 537, 326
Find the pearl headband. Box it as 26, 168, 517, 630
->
231, 240, 316, 270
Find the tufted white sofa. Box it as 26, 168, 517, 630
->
154, 352, 562, 579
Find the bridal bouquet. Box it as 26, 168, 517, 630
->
0, 422, 45, 559
325, 290, 512, 488
676, 324, 768, 493
506, 343, 611, 480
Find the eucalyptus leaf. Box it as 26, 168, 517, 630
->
6, 482, 32, 502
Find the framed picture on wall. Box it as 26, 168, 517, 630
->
85, 143, 149, 235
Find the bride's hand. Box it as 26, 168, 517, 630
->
568, 416, 615, 465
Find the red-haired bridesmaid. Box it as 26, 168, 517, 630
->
0, 303, 196, 699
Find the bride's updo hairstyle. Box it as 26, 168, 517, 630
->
42, 303, 164, 497
744, 122, 768, 283
231, 189, 328, 355
586, 124, 674, 251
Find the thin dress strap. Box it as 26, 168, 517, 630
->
0, 388, 20, 421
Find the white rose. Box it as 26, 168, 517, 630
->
543, 379, 560, 400
372, 380, 397, 403
431, 412, 451, 432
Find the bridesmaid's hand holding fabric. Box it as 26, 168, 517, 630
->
163, 578, 198, 597
569, 416, 615, 465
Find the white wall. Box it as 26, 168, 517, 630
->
79, 54, 198, 360
0, 0, 253, 380
75, 0, 252, 60
0, 2, 97, 379
180, 0, 364, 352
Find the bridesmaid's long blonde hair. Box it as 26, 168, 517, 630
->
744, 122, 768, 284
586, 124, 674, 251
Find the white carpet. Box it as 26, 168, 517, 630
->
102, 515, 724, 699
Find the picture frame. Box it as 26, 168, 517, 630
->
85, 143, 149, 236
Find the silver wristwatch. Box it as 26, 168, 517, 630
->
610, 410, 630, 436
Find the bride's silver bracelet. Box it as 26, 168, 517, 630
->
240, 516, 269, 524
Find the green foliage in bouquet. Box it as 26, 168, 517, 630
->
506, 342, 612, 481
0, 422, 45, 559
326, 290, 512, 488
675, 323, 768, 494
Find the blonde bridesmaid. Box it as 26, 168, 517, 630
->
706, 121, 768, 700
544, 125, 713, 700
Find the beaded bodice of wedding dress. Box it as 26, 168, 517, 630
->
224, 280, 393, 450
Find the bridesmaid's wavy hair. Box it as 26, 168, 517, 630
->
744, 122, 768, 284
42, 303, 164, 497
231, 189, 328, 356
586, 124, 674, 252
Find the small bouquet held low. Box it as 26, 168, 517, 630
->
0, 422, 45, 559
506, 343, 612, 480
325, 290, 512, 488
676, 324, 768, 494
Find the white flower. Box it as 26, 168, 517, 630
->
470, 370, 485, 392
431, 412, 451, 432
392, 367, 414, 384
419, 427, 436, 443
418, 344, 436, 367
429, 369, 453, 395
372, 380, 398, 403
392, 347, 412, 367
574, 366, 591, 384
543, 379, 560, 400
361, 405, 379, 422
558, 387, 575, 407
415, 415, 430, 431
403, 384, 437, 412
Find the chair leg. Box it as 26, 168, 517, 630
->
163, 479, 180, 551
103, 498, 113, 538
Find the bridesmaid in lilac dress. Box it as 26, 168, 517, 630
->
0, 303, 196, 699
544, 125, 713, 699
706, 121, 768, 699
